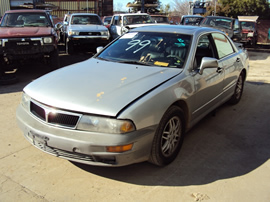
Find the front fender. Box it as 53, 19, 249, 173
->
118, 74, 193, 130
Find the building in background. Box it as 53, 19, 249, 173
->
2, 0, 113, 18
0, 0, 11, 17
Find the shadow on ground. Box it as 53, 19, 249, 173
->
72, 82, 270, 186
0, 44, 93, 94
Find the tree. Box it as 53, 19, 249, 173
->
171, 0, 190, 17
160, 3, 171, 14
214, 0, 270, 18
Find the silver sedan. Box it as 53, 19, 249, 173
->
16, 25, 249, 167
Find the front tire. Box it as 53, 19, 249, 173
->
229, 72, 244, 105
48, 49, 60, 71
149, 106, 185, 166
66, 41, 74, 55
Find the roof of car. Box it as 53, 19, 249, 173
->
5, 9, 48, 13
182, 15, 204, 18
205, 16, 234, 20
71, 13, 99, 16
131, 24, 221, 35
151, 15, 168, 17
114, 13, 150, 16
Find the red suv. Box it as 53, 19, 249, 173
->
0, 9, 60, 77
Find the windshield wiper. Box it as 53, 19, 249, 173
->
117, 60, 152, 66
96, 56, 109, 61
25, 25, 39, 27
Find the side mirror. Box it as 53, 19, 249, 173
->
55, 22, 63, 30
63, 21, 68, 26
122, 26, 129, 34
96, 46, 104, 53
198, 57, 218, 75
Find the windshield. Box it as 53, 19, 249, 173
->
0, 13, 51, 27
151, 16, 169, 23
183, 17, 203, 25
202, 17, 233, 29
96, 31, 191, 69
71, 15, 102, 25
240, 21, 255, 30
103, 16, 112, 24
123, 15, 153, 25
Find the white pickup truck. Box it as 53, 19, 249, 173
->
109, 13, 156, 40
60, 13, 110, 54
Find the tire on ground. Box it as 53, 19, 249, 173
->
149, 105, 185, 166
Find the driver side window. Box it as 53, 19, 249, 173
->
194, 34, 215, 69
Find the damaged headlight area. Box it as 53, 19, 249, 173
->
68, 30, 80, 36
100, 31, 109, 36
43, 37, 53, 44
21, 92, 31, 110
77, 115, 136, 134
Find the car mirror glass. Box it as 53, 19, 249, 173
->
199, 57, 218, 75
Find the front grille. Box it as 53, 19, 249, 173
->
4, 38, 42, 54
48, 113, 80, 128
30, 102, 46, 121
79, 32, 101, 36
242, 33, 248, 39
30, 101, 80, 129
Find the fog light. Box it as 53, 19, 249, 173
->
106, 144, 133, 153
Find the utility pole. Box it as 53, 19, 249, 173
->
141, 0, 145, 13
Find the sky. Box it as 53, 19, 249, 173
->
113, 0, 174, 12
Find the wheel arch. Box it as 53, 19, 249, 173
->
241, 68, 247, 81
170, 99, 190, 131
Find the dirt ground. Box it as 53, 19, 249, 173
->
0, 46, 270, 202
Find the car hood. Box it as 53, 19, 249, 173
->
24, 58, 181, 117
0, 27, 52, 38
68, 24, 107, 31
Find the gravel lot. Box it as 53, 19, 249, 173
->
0, 46, 269, 202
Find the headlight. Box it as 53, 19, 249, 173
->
247, 32, 254, 37
21, 92, 31, 110
100, 31, 109, 36
68, 30, 79, 36
77, 115, 135, 134
43, 37, 53, 44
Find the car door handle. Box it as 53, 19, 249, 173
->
236, 58, 241, 62
216, 67, 223, 73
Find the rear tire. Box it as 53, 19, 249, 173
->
149, 106, 185, 166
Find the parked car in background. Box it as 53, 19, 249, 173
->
180, 15, 204, 26
150, 15, 170, 24
200, 16, 242, 42
109, 13, 154, 39
238, 16, 258, 46
102, 16, 112, 26
16, 25, 249, 167
0, 9, 60, 76
59, 13, 110, 54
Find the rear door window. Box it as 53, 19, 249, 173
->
212, 33, 234, 59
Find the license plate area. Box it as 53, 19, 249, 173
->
28, 131, 49, 149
